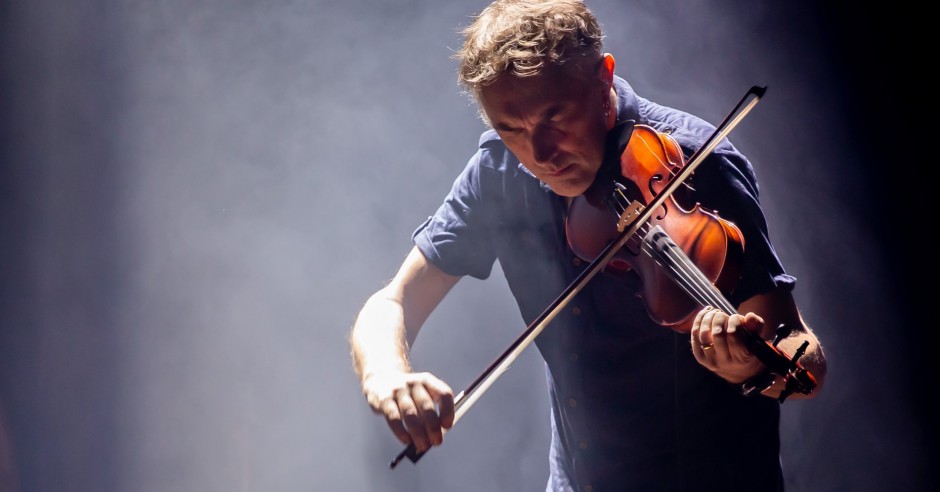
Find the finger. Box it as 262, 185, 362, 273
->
727, 313, 758, 362
690, 307, 713, 363
410, 384, 444, 446
421, 376, 456, 429
738, 312, 765, 335
382, 399, 412, 446
366, 392, 382, 413
692, 306, 708, 336
710, 311, 732, 362
699, 307, 719, 347
690, 306, 710, 347
396, 392, 431, 452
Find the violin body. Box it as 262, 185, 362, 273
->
566, 124, 745, 330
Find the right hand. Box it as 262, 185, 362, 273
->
362, 370, 455, 452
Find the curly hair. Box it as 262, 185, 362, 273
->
454, 0, 604, 97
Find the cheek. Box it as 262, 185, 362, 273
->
495, 135, 531, 161
568, 121, 606, 161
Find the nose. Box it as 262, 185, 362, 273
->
530, 125, 558, 167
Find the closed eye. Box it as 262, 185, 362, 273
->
494, 123, 521, 133
544, 106, 561, 121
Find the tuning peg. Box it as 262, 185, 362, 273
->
790, 340, 809, 364
772, 323, 792, 347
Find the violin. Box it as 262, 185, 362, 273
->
566, 121, 746, 330
390, 86, 816, 469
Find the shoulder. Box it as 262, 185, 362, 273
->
458, 129, 549, 210
638, 98, 720, 152
467, 129, 534, 186
637, 97, 757, 189
613, 77, 739, 161
445, 129, 530, 202
475, 129, 514, 171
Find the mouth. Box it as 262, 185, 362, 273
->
546, 163, 574, 177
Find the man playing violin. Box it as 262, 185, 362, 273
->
349, 1, 827, 490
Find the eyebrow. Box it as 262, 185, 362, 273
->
493, 104, 564, 132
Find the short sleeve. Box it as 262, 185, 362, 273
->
692, 150, 796, 304
412, 151, 498, 280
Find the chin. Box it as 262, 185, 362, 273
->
550, 180, 591, 197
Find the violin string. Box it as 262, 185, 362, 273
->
642, 230, 717, 309
653, 226, 732, 311
610, 193, 733, 313
646, 229, 736, 314
611, 188, 644, 251
643, 227, 717, 306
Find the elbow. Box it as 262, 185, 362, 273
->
791, 346, 828, 400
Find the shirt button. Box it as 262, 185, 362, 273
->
579, 440, 589, 450
572, 257, 582, 267
567, 398, 578, 408
571, 306, 582, 316
569, 352, 579, 362
582, 485, 593, 492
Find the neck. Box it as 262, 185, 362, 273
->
607, 88, 619, 128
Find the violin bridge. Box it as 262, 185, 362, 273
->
616, 201, 644, 232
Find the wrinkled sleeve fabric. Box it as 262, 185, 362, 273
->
412, 149, 498, 280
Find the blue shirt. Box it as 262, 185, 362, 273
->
413, 77, 794, 492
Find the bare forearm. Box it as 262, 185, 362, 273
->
350, 290, 412, 384
763, 324, 827, 400
350, 247, 460, 385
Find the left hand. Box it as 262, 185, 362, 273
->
690, 306, 765, 384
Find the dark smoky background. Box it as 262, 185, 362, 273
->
0, 1, 930, 491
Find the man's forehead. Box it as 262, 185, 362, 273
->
480, 68, 586, 114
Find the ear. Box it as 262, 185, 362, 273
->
598, 52, 616, 88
